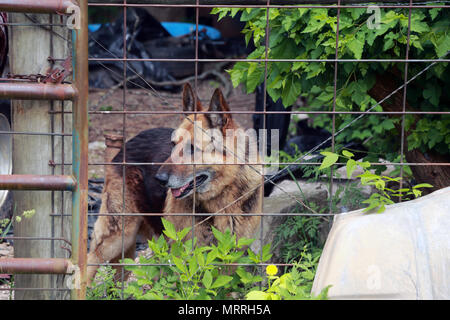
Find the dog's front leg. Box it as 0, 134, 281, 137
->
87, 214, 143, 286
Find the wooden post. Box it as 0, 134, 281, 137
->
9, 13, 72, 300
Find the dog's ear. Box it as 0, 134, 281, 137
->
207, 88, 231, 129
182, 83, 202, 112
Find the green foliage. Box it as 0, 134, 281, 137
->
123, 218, 271, 300
274, 214, 324, 271
1, 209, 36, 300
99, 105, 113, 112
1, 208, 35, 238
245, 249, 330, 300
319, 149, 433, 213
212, 6, 450, 164
87, 266, 126, 300
273, 148, 365, 265
0, 218, 11, 238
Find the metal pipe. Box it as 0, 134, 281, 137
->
0, 83, 77, 101
0, 0, 75, 14
0, 174, 76, 191
0, 258, 72, 274
87, 0, 430, 6
71, 0, 89, 300
87, 3, 448, 9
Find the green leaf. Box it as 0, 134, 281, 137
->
229, 61, 249, 88
351, 8, 366, 20
236, 268, 261, 284
237, 237, 255, 248
202, 270, 213, 289
423, 85, 441, 106
413, 183, 433, 189
188, 256, 198, 277
246, 63, 264, 93
218, 9, 230, 21
206, 247, 218, 265
172, 256, 186, 273
247, 248, 260, 263
435, 33, 450, 58
319, 152, 339, 170
262, 243, 273, 261
381, 119, 396, 131
281, 75, 302, 107
342, 150, 354, 158
359, 161, 371, 169
246, 290, 270, 300
302, 18, 326, 34
429, 8, 441, 20
230, 8, 240, 18
346, 159, 357, 179
362, 199, 381, 213
347, 33, 365, 59
269, 8, 280, 20
211, 226, 224, 243
162, 218, 177, 241
282, 15, 295, 31
210, 275, 233, 289
412, 189, 421, 198
177, 227, 191, 241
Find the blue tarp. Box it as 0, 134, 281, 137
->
160, 22, 221, 40
88, 22, 221, 40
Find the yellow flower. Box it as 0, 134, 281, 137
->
266, 264, 278, 276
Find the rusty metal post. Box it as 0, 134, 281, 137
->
0, 174, 76, 191
0, 258, 72, 274
0, 0, 75, 14
8, 8, 74, 299
70, 0, 89, 300
0, 83, 77, 101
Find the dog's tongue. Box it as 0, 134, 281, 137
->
171, 182, 190, 198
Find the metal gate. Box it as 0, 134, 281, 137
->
0, 0, 88, 300
0, 0, 448, 300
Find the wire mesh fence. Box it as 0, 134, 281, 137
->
0, 0, 449, 300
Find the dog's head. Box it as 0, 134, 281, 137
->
155, 83, 253, 200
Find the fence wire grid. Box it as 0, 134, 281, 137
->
0, 0, 449, 300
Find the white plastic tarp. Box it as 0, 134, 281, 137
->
312, 187, 450, 299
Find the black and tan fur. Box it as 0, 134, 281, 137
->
87, 84, 262, 283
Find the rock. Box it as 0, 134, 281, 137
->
0, 242, 13, 258
88, 140, 106, 151
251, 179, 374, 261
251, 180, 328, 260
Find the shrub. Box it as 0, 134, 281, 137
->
123, 218, 271, 300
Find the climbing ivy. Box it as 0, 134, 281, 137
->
212, 5, 450, 164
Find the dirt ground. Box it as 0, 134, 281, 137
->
88, 77, 255, 179
0, 242, 13, 300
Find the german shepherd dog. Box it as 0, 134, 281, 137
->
87, 84, 263, 283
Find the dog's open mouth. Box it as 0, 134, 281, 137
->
171, 174, 209, 199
